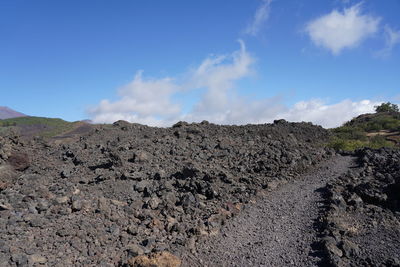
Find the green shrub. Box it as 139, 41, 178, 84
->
369, 135, 395, 149
327, 137, 367, 151
332, 126, 366, 140
0, 121, 17, 127
360, 116, 400, 132
364, 122, 382, 132
327, 136, 394, 152
375, 102, 399, 113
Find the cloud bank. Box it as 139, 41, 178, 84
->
280, 99, 379, 128
89, 71, 181, 126
245, 0, 272, 36
89, 40, 255, 126
89, 40, 382, 128
305, 3, 380, 55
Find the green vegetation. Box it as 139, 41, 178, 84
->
0, 121, 17, 127
344, 113, 400, 132
0, 116, 76, 138
375, 102, 399, 113
328, 135, 394, 151
328, 109, 400, 152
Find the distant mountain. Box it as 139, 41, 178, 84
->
0, 106, 27, 119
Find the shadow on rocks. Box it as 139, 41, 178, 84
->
310, 186, 333, 267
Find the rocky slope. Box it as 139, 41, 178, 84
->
0, 120, 332, 266
321, 148, 400, 266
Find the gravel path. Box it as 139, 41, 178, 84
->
182, 156, 354, 267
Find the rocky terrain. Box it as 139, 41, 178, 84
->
0, 118, 399, 267
182, 156, 353, 267
321, 148, 400, 266
0, 120, 332, 266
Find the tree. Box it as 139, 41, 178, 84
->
375, 102, 399, 113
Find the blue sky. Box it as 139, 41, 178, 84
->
1, 0, 399, 127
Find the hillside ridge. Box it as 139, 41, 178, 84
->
0, 106, 27, 120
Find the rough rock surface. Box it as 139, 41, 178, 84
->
182, 156, 353, 266
0, 120, 332, 266
321, 148, 400, 266
128, 251, 181, 267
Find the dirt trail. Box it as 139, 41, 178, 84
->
183, 156, 354, 267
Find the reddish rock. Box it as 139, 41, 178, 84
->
8, 151, 30, 171
128, 251, 181, 267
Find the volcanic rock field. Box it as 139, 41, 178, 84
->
0, 120, 399, 266
321, 148, 400, 266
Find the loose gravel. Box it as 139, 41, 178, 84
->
183, 156, 354, 267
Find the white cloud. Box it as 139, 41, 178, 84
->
245, 0, 272, 36
305, 3, 380, 55
89, 41, 254, 126
89, 41, 384, 129
187, 40, 255, 122
184, 95, 286, 125
89, 71, 181, 126
185, 97, 380, 128
280, 99, 380, 128
376, 25, 400, 57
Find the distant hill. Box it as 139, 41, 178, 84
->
328, 111, 400, 151
344, 111, 400, 130
0, 106, 27, 119
0, 116, 93, 139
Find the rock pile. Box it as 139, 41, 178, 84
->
0, 132, 28, 192
0, 120, 331, 266
321, 148, 400, 266
0, 135, 13, 164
